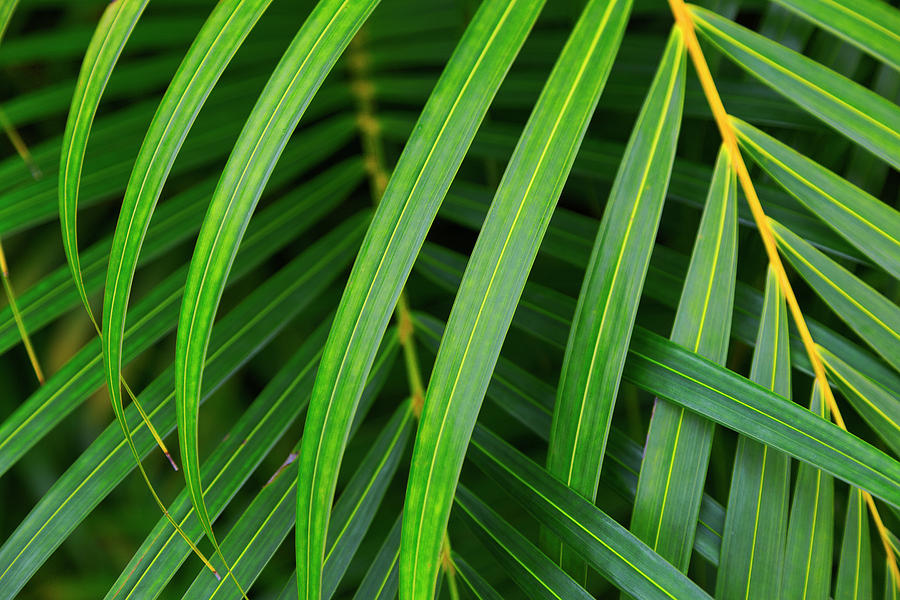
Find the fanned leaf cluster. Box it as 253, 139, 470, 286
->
0, 0, 898, 598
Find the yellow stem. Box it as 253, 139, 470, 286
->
667, 0, 898, 586
0, 239, 44, 384
0, 107, 42, 180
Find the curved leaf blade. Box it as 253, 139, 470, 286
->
294, 2, 546, 598
544, 26, 684, 577
59, 0, 148, 327
175, 0, 380, 582
403, 1, 634, 594
717, 267, 792, 600
0, 213, 365, 600
102, 0, 274, 532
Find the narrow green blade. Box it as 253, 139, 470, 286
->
733, 117, 900, 280
770, 218, 900, 372
0, 161, 360, 479
545, 25, 684, 575
690, 4, 900, 169
886, 558, 900, 600
836, 487, 873, 600
403, 1, 633, 594
175, 0, 380, 579
432, 178, 897, 390
182, 458, 297, 600
107, 323, 330, 600
470, 426, 712, 599
783, 382, 834, 600
102, 0, 274, 510
295, 1, 546, 597
412, 242, 900, 507
183, 402, 412, 600
630, 147, 737, 572
772, 0, 900, 72
717, 267, 792, 599
59, 0, 148, 327
821, 345, 900, 457
0, 0, 19, 43
108, 314, 397, 600
322, 403, 413, 599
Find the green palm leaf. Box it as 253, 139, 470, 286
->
0, 212, 365, 599
403, 0, 632, 593
295, 2, 545, 597
630, 147, 736, 572
102, 0, 274, 527
59, 0, 148, 327
772, 0, 900, 72
820, 345, 900, 457
717, 267, 792, 600
733, 117, 900, 280
456, 484, 594, 600
175, 0, 379, 582
835, 487, 873, 600
782, 382, 835, 599
544, 28, 683, 579
4, 0, 900, 596
470, 426, 711, 599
